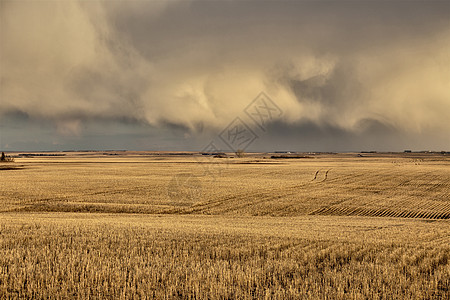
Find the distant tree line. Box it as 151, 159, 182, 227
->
1, 152, 14, 162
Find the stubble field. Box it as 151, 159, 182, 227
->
0, 152, 449, 298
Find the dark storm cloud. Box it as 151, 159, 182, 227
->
1, 0, 449, 150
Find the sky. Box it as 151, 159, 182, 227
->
1, 0, 449, 152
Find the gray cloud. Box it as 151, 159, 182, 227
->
1, 0, 449, 151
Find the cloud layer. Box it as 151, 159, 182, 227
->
1, 0, 449, 150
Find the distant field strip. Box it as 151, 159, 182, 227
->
1, 156, 449, 219
1, 154, 449, 299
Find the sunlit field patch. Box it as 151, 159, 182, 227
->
1, 152, 449, 298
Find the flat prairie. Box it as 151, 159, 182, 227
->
0, 152, 449, 298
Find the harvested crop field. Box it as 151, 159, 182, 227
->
1, 152, 449, 298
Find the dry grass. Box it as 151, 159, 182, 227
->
1, 153, 449, 218
0, 152, 449, 298
1, 213, 449, 299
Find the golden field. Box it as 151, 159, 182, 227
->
0, 152, 449, 298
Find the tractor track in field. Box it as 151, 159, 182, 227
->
10, 163, 450, 219
309, 169, 450, 219
309, 206, 450, 219
187, 168, 406, 215
188, 167, 450, 219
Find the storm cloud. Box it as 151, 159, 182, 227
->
1, 0, 449, 151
